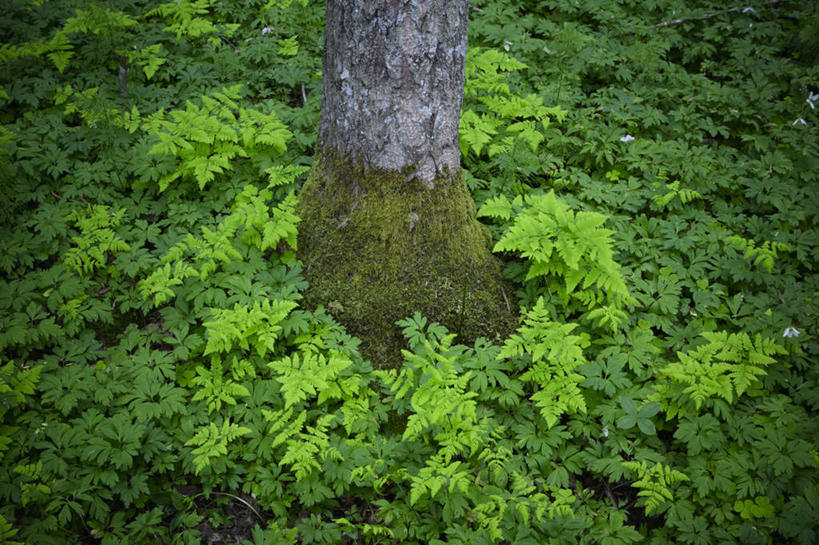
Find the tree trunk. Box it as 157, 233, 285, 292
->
296, 0, 515, 365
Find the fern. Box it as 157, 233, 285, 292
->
142, 86, 292, 191
138, 183, 301, 305
460, 48, 566, 159
185, 418, 251, 474
147, 0, 234, 40
203, 299, 297, 357
63, 205, 131, 277
0, 361, 41, 454
268, 350, 352, 409
0, 513, 23, 545
280, 414, 342, 482
12, 461, 52, 508
138, 262, 196, 306
651, 180, 703, 210
480, 190, 630, 320
1, 0, 817, 542
409, 456, 471, 506
498, 297, 588, 428
654, 331, 787, 417
725, 234, 790, 272
227, 186, 301, 252
190, 357, 251, 413
130, 44, 166, 80
621, 460, 689, 515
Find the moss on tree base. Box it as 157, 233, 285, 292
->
295, 150, 517, 367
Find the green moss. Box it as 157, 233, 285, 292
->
296, 149, 517, 367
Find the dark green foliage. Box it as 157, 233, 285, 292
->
0, 0, 816, 544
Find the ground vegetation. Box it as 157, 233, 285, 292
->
0, 1, 816, 544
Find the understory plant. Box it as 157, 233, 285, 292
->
0, 0, 816, 544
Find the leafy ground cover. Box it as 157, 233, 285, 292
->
0, 0, 817, 544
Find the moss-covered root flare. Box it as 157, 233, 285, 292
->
295, 151, 517, 367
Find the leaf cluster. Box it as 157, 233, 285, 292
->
0, 0, 816, 544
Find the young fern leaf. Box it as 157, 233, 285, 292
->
142, 86, 292, 192
654, 331, 786, 417
460, 48, 566, 159
138, 183, 301, 307
409, 456, 471, 506
229, 188, 300, 252
268, 351, 352, 409
651, 180, 703, 209
280, 414, 342, 481
138, 262, 197, 306
388, 318, 490, 461
482, 191, 629, 319
191, 356, 251, 413
621, 460, 689, 515
185, 418, 251, 475
0, 361, 42, 454
499, 297, 588, 428
725, 234, 790, 272
203, 299, 297, 357
64, 206, 131, 277
147, 0, 224, 40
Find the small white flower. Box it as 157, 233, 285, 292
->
807, 92, 818, 110
783, 327, 800, 338
602, 428, 609, 438
742, 7, 755, 13
620, 134, 635, 142
503, 40, 512, 52
261, 26, 273, 35
793, 118, 807, 126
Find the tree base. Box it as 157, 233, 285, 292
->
295, 151, 516, 367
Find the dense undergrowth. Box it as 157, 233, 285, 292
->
1, 0, 817, 543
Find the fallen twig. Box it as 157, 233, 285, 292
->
219, 34, 240, 53
649, 0, 786, 29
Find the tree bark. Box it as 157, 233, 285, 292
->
296, 0, 515, 365
319, 0, 465, 187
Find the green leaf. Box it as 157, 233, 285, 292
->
617, 414, 636, 430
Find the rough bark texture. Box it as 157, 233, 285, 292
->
319, 0, 466, 186
297, 0, 515, 366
